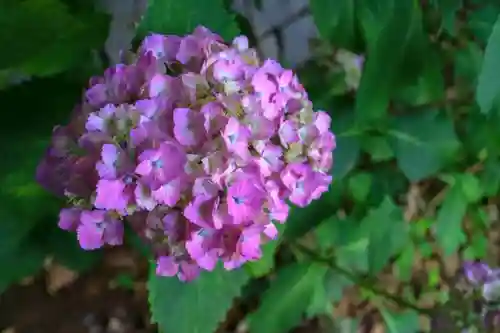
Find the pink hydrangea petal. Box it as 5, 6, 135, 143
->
77, 211, 107, 250
178, 262, 200, 281
94, 179, 130, 213
156, 256, 179, 277
58, 208, 81, 231
152, 178, 183, 207
173, 107, 205, 146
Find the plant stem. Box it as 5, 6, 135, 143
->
291, 242, 433, 315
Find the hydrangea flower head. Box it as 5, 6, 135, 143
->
37, 26, 336, 281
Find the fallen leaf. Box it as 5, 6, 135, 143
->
45, 262, 79, 294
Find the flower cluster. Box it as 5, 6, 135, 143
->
36, 26, 335, 281
463, 261, 500, 329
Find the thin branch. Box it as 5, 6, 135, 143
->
291, 242, 434, 315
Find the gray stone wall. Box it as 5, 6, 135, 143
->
100, 0, 318, 67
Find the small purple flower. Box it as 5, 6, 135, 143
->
140, 33, 181, 64
464, 261, 493, 285
152, 177, 184, 207
222, 226, 263, 270
77, 210, 123, 250
184, 194, 224, 230
254, 142, 284, 177
185, 234, 220, 271
86, 83, 108, 107
278, 120, 300, 147
94, 179, 132, 214
227, 176, 266, 223
86, 104, 116, 132
58, 208, 82, 231
135, 142, 187, 185
156, 255, 200, 281
222, 117, 251, 161
96, 144, 121, 179
134, 183, 157, 211
173, 107, 206, 146
201, 102, 228, 136
281, 163, 332, 207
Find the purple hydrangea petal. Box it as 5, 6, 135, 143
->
58, 208, 81, 231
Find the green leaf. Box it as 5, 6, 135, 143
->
427, 265, 440, 288
380, 309, 420, 333
355, 0, 421, 122
0, 164, 61, 256
362, 197, 409, 274
315, 214, 370, 275
331, 109, 361, 179
246, 223, 286, 277
148, 263, 249, 333
367, 164, 408, 206
336, 237, 370, 274
314, 214, 370, 275
0, 75, 84, 255
361, 135, 394, 161
434, 0, 462, 34
434, 184, 468, 255
0, 0, 109, 76
464, 232, 488, 260
348, 172, 372, 202
456, 174, 483, 203
464, 111, 500, 156
455, 42, 483, 84
309, 0, 357, 49
480, 157, 500, 196
315, 215, 365, 250
389, 111, 460, 181
138, 0, 239, 41
393, 47, 445, 106
395, 243, 415, 282
284, 189, 336, 240
306, 278, 333, 318
0, 239, 46, 293
468, 5, 500, 44
477, 13, 500, 114
248, 263, 327, 333
324, 270, 353, 303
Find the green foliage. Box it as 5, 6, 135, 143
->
247, 263, 327, 333
363, 198, 409, 274
355, 0, 424, 124
0, 239, 46, 293
309, 0, 357, 50
389, 110, 460, 181
477, 14, 500, 114
148, 264, 249, 333
330, 107, 361, 179
0, 0, 109, 293
0, 0, 109, 77
138, 0, 239, 40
